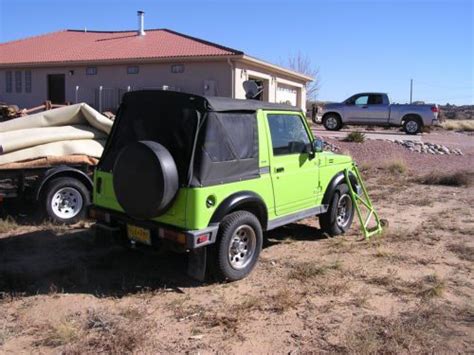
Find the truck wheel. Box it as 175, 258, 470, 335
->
212, 211, 263, 281
403, 116, 421, 134
323, 114, 342, 131
43, 177, 90, 224
319, 183, 354, 236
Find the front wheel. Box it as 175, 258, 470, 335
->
211, 211, 263, 281
323, 114, 342, 131
42, 177, 90, 224
319, 183, 354, 236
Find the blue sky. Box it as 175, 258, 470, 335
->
1, 0, 472, 104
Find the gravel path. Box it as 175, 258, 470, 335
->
326, 137, 474, 174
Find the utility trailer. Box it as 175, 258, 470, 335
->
0, 164, 94, 224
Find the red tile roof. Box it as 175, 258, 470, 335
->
0, 29, 243, 66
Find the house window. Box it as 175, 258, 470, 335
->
86, 67, 97, 75
171, 64, 184, 74
25, 71, 32, 93
127, 66, 139, 74
5, 71, 12, 93
15, 71, 22, 93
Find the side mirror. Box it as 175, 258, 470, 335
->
312, 138, 324, 153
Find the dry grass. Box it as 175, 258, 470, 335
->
441, 119, 474, 131
343, 131, 366, 143
0, 216, 18, 234
342, 305, 450, 353
38, 319, 80, 347
416, 171, 473, 187
0, 323, 13, 346
269, 288, 301, 313
417, 274, 445, 299
447, 243, 474, 262
37, 309, 145, 353
363, 270, 445, 300
383, 158, 408, 174
287, 260, 341, 281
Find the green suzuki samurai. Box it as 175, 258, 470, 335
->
90, 90, 359, 281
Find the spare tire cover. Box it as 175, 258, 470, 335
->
113, 141, 179, 219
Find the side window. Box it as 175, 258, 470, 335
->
5, 71, 12, 93
368, 94, 383, 105
267, 114, 310, 156
25, 71, 32, 93
354, 95, 369, 105
15, 71, 22, 93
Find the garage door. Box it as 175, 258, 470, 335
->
276, 84, 297, 106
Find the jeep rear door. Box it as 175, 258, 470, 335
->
265, 112, 320, 216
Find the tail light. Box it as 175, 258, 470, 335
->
431, 106, 439, 113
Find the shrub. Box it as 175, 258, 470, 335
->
343, 131, 366, 143
385, 159, 407, 174
441, 120, 474, 131
416, 171, 473, 187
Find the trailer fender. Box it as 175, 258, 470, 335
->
34, 166, 93, 200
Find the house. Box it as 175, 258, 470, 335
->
0, 12, 312, 111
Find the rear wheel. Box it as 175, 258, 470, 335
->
323, 114, 342, 131
403, 116, 421, 134
42, 177, 90, 224
211, 211, 263, 281
319, 183, 354, 236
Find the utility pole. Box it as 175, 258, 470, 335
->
409, 79, 413, 103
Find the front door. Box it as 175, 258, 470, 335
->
345, 94, 389, 124
266, 112, 320, 216
47, 74, 65, 104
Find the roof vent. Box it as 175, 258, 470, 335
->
137, 10, 146, 36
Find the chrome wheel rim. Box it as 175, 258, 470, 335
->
228, 225, 256, 270
406, 120, 418, 133
51, 187, 83, 219
326, 117, 338, 129
336, 194, 352, 228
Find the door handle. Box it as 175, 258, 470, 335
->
275, 167, 285, 173
362, 105, 369, 109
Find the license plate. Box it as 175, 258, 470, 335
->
127, 224, 151, 245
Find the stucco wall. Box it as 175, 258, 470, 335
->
0, 61, 231, 109
0, 59, 307, 111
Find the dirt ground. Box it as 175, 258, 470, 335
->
1, 133, 473, 354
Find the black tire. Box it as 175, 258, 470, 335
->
113, 141, 179, 219
403, 116, 421, 135
319, 183, 354, 236
322, 114, 342, 131
211, 211, 263, 281
42, 177, 90, 224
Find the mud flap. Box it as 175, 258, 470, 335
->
187, 247, 207, 281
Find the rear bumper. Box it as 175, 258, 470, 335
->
89, 205, 218, 250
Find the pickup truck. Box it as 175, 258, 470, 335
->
315, 93, 439, 134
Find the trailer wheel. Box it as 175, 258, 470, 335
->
42, 177, 90, 224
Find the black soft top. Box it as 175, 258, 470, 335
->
122, 90, 299, 113
101, 90, 300, 187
